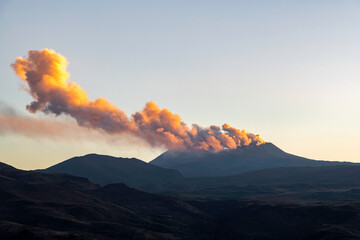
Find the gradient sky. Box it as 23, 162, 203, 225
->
0, 0, 359, 170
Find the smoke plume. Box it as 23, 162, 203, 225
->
11, 49, 265, 152
0, 102, 138, 144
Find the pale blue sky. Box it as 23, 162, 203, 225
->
1, 0, 359, 169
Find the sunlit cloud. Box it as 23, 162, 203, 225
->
11, 49, 264, 152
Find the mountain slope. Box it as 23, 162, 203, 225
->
0, 161, 98, 191
150, 143, 355, 177
40, 153, 183, 191
0, 162, 207, 240
164, 165, 360, 202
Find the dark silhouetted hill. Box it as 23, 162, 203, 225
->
150, 143, 356, 177
2, 161, 360, 239
0, 161, 97, 191
39, 153, 183, 191
0, 162, 206, 240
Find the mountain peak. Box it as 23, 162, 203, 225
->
73, 153, 139, 161
150, 143, 354, 177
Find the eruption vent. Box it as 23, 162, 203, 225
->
11, 49, 265, 152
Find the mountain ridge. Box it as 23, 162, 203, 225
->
39, 153, 183, 191
36, 143, 359, 191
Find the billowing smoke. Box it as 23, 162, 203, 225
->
11, 49, 265, 152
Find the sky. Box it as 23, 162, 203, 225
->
0, 0, 359, 170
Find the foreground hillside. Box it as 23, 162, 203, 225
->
0, 162, 207, 240
2, 161, 360, 239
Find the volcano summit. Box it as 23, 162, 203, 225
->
150, 143, 354, 177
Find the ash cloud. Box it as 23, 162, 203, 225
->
0, 102, 146, 147
11, 49, 265, 151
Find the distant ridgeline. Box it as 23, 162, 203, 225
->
37, 143, 358, 193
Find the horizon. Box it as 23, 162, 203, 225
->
1, 141, 357, 171
1, 1, 359, 170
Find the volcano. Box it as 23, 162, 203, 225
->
150, 143, 355, 177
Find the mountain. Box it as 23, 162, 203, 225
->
39, 153, 183, 191
150, 142, 355, 177
2, 161, 360, 240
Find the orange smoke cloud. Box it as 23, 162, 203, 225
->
11, 49, 265, 152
